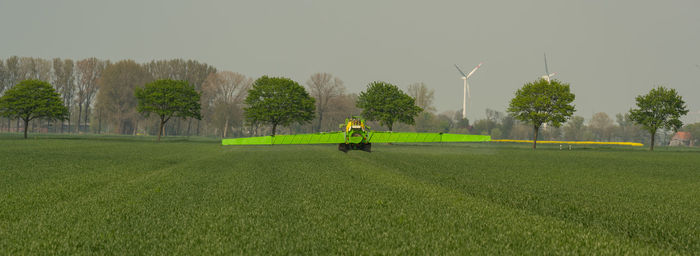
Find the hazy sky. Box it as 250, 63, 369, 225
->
2, 0, 699, 122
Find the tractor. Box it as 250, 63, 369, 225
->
338, 116, 372, 152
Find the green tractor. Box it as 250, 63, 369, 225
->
338, 116, 372, 152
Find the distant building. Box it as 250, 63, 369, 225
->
669, 131, 693, 146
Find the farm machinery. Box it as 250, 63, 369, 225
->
221, 116, 492, 151
338, 116, 372, 152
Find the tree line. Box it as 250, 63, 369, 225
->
0, 56, 695, 150
0, 57, 370, 138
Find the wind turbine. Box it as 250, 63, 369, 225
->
541, 53, 556, 83
454, 63, 482, 119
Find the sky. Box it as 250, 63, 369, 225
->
1, 0, 699, 122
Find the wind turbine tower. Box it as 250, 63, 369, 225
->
454, 63, 482, 119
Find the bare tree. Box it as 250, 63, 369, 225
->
563, 116, 587, 141
406, 82, 435, 113
0, 58, 5, 95
18, 57, 51, 81
3, 57, 20, 131
590, 112, 614, 141
75, 58, 107, 133
323, 93, 361, 131
306, 73, 345, 132
184, 60, 217, 136
0, 58, 6, 131
202, 71, 252, 137
52, 58, 75, 133
95, 60, 152, 134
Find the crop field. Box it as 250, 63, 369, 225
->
1, 134, 699, 254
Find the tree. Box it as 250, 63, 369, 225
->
322, 93, 361, 131
500, 115, 515, 139
0, 58, 6, 96
135, 79, 202, 141
95, 60, 152, 134
563, 116, 586, 141
629, 86, 688, 151
3, 57, 20, 132
472, 119, 498, 135
406, 82, 435, 113
18, 57, 51, 81
507, 78, 576, 149
356, 81, 422, 131
145, 59, 216, 136
52, 58, 75, 133
244, 76, 315, 136
0, 59, 6, 131
306, 73, 345, 132
589, 112, 614, 141
615, 113, 643, 142
202, 71, 251, 137
0, 80, 68, 138
75, 58, 108, 133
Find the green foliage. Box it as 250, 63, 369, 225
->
629, 86, 688, 150
244, 76, 315, 136
1, 136, 699, 254
356, 81, 423, 131
507, 79, 576, 147
471, 119, 498, 136
135, 79, 202, 120
135, 79, 202, 141
0, 79, 68, 138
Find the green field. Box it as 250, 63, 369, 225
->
1, 134, 698, 254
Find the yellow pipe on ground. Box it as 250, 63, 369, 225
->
491, 139, 643, 147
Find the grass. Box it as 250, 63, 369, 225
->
0, 133, 698, 254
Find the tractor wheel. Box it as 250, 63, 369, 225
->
362, 143, 372, 152
338, 143, 348, 153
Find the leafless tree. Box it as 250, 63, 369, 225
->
95, 60, 152, 134
0, 58, 6, 131
590, 112, 614, 141
202, 71, 252, 137
52, 58, 75, 133
407, 82, 435, 113
18, 57, 51, 81
322, 93, 361, 131
0, 58, 5, 96
306, 73, 345, 132
75, 58, 108, 133
2, 57, 20, 131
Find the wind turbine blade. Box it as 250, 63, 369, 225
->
454, 64, 468, 77
549, 72, 556, 78
466, 63, 482, 78
544, 53, 550, 76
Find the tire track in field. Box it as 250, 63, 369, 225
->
341, 151, 671, 254
359, 148, 700, 254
